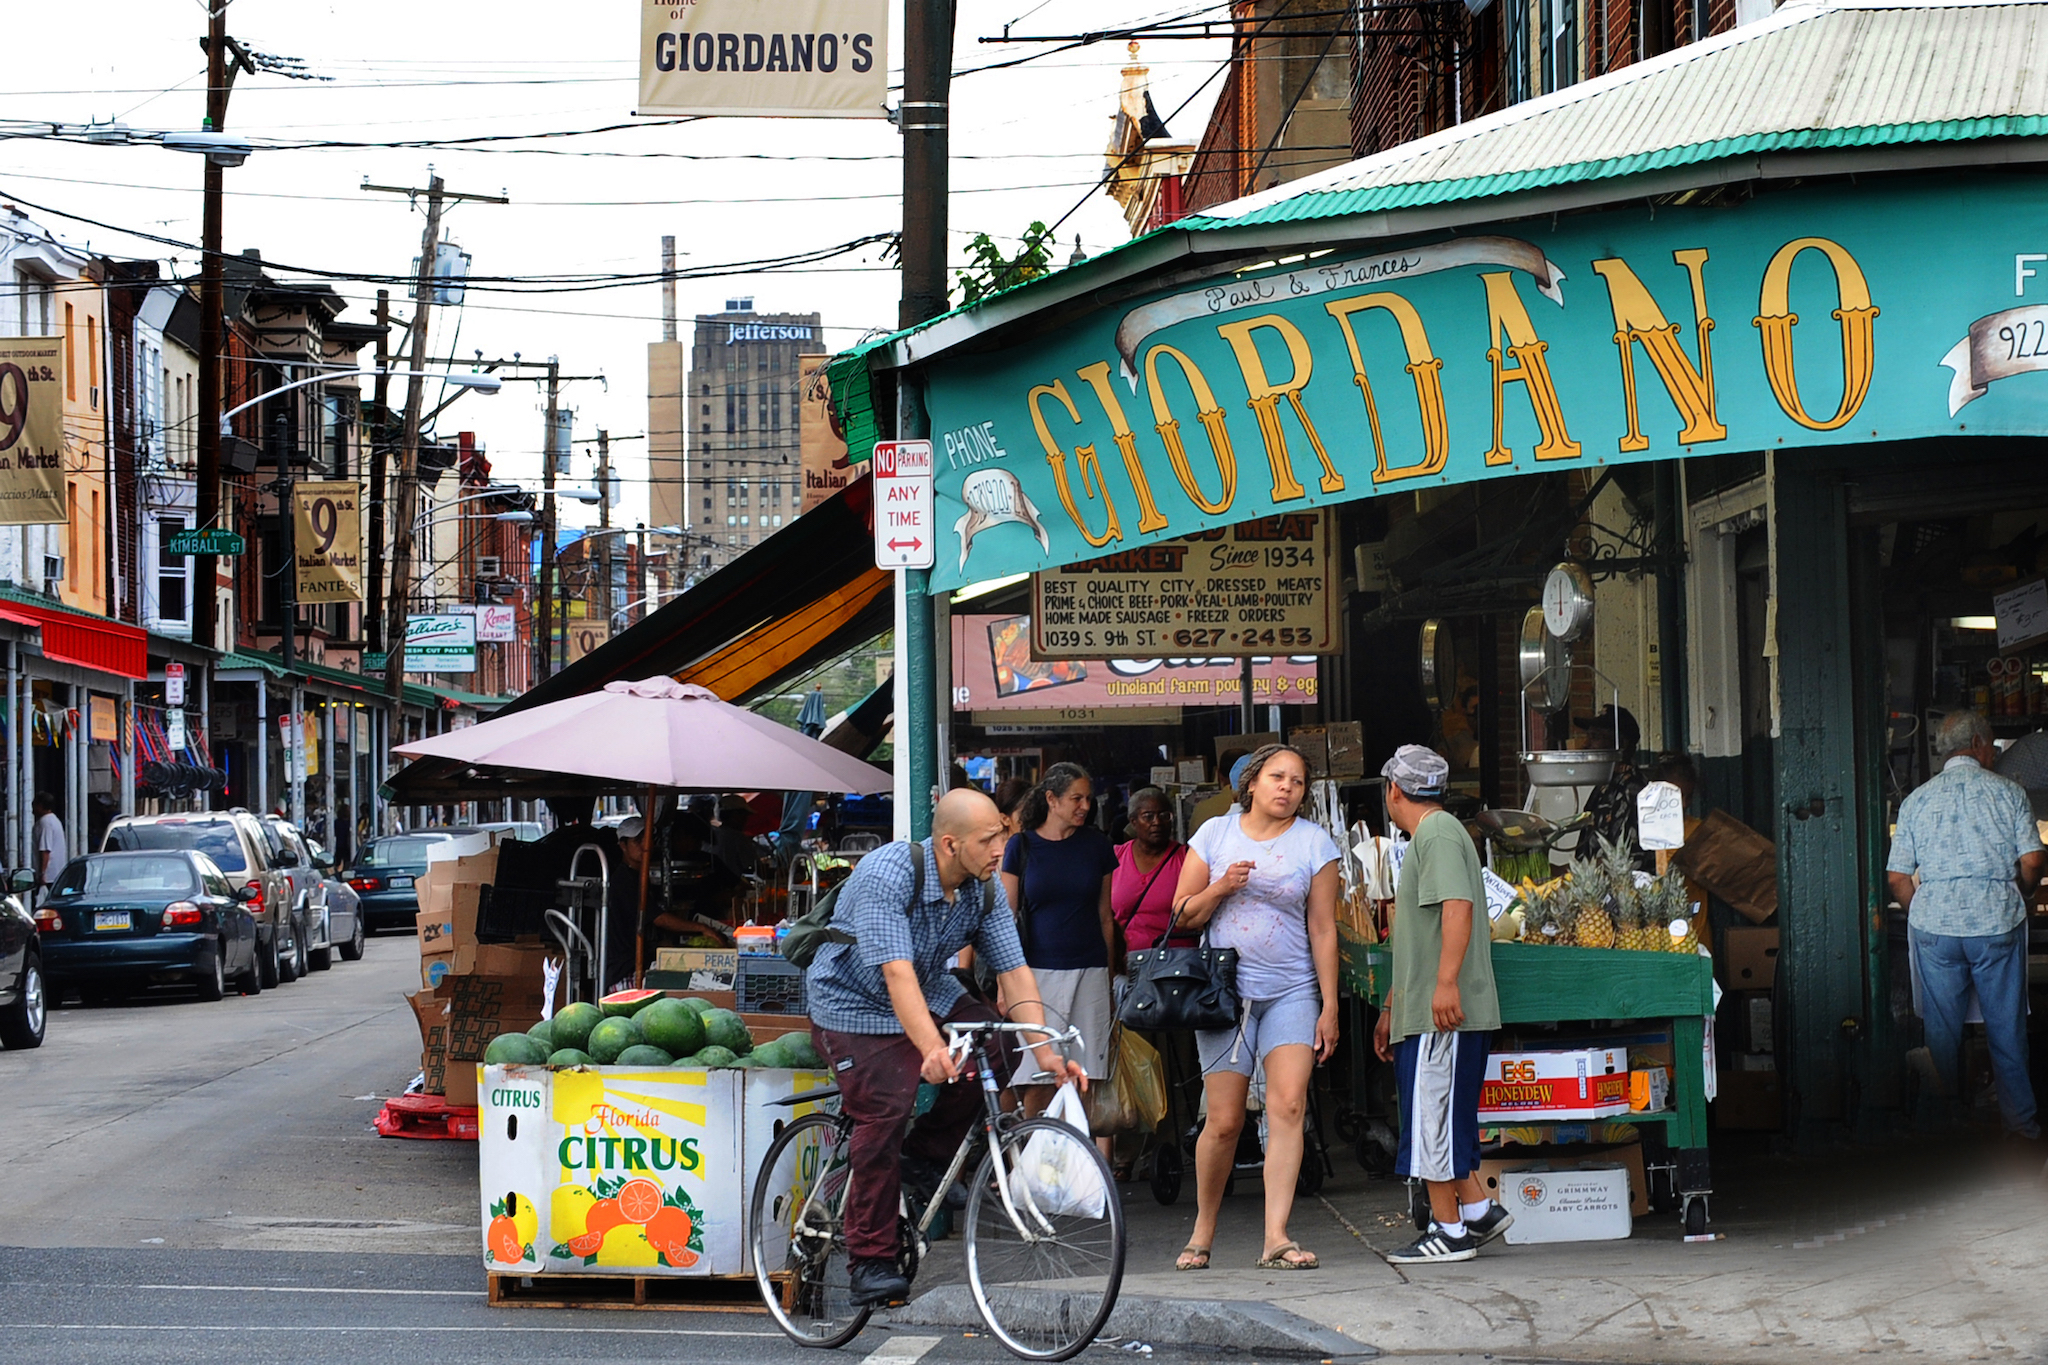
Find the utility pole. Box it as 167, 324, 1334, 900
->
596, 428, 613, 637
538, 357, 560, 682
894, 0, 953, 839
361, 173, 506, 722
191, 9, 256, 656
272, 409, 295, 669
366, 288, 391, 654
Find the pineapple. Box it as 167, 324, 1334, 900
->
1613, 879, 1656, 952
1644, 872, 1700, 953
1571, 893, 1617, 949
1564, 840, 1619, 949
1518, 877, 1565, 945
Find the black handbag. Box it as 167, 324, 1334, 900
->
1117, 903, 1240, 1032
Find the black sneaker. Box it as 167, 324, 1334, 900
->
1385, 1224, 1479, 1264
848, 1257, 911, 1307
1467, 1202, 1514, 1247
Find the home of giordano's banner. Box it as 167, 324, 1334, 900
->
922, 176, 2048, 592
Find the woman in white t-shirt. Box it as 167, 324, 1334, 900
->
1164, 743, 1339, 1273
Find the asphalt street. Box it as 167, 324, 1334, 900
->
0, 934, 1247, 1365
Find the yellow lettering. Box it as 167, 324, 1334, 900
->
1590, 249, 1726, 452
1028, 380, 1121, 548
1479, 271, 1582, 466
1142, 344, 1237, 516
1215, 314, 1344, 501
1074, 361, 1169, 533
1752, 237, 1880, 431
1323, 291, 1449, 484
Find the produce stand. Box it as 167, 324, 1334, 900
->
1340, 929, 1719, 1234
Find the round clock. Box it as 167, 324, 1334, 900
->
1542, 562, 1595, 641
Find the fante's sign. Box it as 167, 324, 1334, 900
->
1032, 511, 1337, 659
922, 179, 2048, 590
638, 0, 887, 118
0, 337, 66, 525
293, 480, 364, 604
954, 613, 1320, 712
404, 613, 478, 674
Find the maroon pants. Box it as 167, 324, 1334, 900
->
813, 998, 1014, 1262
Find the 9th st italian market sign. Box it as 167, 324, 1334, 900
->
922, 178, 2048, 591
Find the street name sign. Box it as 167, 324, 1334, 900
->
166, 528, 245, 557
873, 439, 935, 570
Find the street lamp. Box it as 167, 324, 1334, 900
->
161, 130, 254, 168
218, 367, 499, 431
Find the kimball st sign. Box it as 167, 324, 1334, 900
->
922, 179, 2048, 591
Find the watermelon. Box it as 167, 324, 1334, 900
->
734, 1055, 761, 1069
587, 1015, 645, 1064
601, 988, 664, 1018
614, 1044, 675, 1067
679, 996, 718, 1016
640, 998, 707, 1058
782, 1033, 824, 1069
694, 1044, 739, 1068
749, 1039, 790, 1069
671, 1053, 706, 1068
551, 1001, 604, 1051
702, 1008, 753, 1056
526, 1019, 556, 1051
483, 1032, 550, 1066
548, 1048, 594, 1067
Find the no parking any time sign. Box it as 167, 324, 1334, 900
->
873, 439, 935, 571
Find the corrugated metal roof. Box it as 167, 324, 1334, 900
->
1198, 0, 2048, 225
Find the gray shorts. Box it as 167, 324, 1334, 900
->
1196, 984, 1322, 1077
1031, 966, 1115, 1079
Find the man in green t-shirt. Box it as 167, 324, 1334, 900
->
1372, 744, 1509, 1264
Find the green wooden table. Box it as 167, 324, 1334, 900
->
1340, 931, 1718, 1230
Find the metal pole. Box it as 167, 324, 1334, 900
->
273, 409, 295, 669
367, 289, 391, 655
197, 662, 211, 813
1240, 655, 1255, 735
121, 680, 135, 817
255, 680, 268, 818
538, 357, 559, 681
894, 0, 953, 842
596, 429, 613, 634
383, 176, 445, 725
290, 683, 305, 826
191, 1, 230, 656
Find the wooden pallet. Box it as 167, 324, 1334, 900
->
486, 1269, 790, 1313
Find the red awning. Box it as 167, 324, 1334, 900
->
0, 600, 148, 680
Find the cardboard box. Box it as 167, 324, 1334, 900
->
1735, 991, 1774, 1053
1479, 1140, 1649, 1218
1629, 1067, 1671, 1113
1490, 1164, 1634, 1243
1716, 1057, 1782, 1130
1478, 1047, 1632, 1121
446, 961, 553, 1061
410, 988, 452, 1095
1214, 732, 1279, 769
1288, 722, 1365, 780
444, 1063, 479, 1109
650, 947, 740, 991
421, 936, 551, 989
1723, 926, 1780, 989
416, 883, 486, 959
1674, 809, 1777, 923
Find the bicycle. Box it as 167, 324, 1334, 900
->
749, 1020, 1127, 1361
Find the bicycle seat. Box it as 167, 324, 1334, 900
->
769, 1086, 841, 1107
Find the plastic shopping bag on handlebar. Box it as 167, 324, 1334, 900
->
1015, 1082, 1107, 1219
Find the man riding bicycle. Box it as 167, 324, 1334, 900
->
807, 788, 1088, 1308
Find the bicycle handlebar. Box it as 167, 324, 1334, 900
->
942, 1019, 1081, 1065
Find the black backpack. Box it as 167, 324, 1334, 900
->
782, 841, 924, 970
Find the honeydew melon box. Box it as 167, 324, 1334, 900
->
478, 1063, 743, 1276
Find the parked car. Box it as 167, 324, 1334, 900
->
259, 816, 355, 975
421, 821, 545, 842
306, 838, 365, 964
0, 866, 45, 1047
344, 832, 460, 933
38, 850, 260, 1003
101, 811, 291, 988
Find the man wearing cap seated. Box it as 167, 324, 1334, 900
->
1374, 744, 1512, 1264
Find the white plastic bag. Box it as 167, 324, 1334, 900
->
1014, 1082, 1107, 1219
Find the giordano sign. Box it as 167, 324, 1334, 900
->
922, 178, 2048, 591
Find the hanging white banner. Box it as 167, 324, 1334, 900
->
639, 0, 889, 118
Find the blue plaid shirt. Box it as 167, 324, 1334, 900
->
806, 839, 1026, 1034
1887, 756, 2042, 937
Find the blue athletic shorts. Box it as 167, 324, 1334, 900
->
1394, 1029, 1491, 1182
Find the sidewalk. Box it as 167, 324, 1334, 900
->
895, 1134, 2048, 1363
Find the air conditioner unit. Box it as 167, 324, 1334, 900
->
476, 555, 502, 579
41, 554, 62, 595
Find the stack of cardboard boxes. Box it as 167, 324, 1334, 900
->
408, 841, 558, 1109
1718, 924, 1781, 1128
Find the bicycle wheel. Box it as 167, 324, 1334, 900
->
963, 1117, 1126, 1362
750, 1112, 870, 1348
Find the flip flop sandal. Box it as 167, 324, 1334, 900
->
1174, 1245, 1211, 1271
1256, 1241, 1319, 1270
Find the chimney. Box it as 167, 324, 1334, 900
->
661, 235, 677, 342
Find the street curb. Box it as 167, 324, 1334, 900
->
884, 1284, 1380, 1357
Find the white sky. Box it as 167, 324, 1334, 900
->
2, 0, 1230, 534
